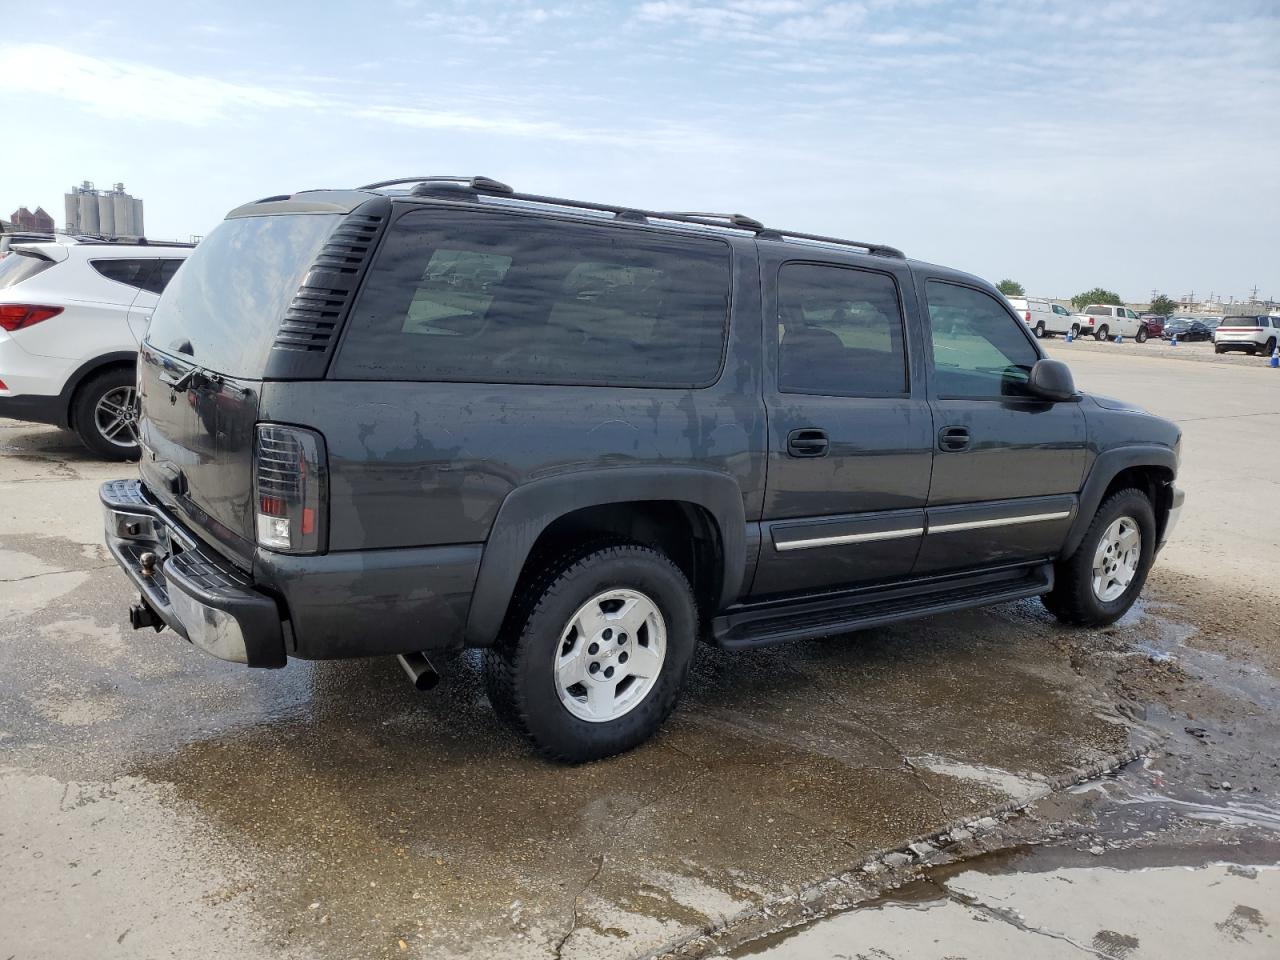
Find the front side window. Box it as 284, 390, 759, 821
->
925, 281, 1040, 399
775, 262, 908, 397
335, 209, 731, 387
1053, 304, 1071, 316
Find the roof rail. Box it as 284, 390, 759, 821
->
358, 175, 513, 194
356, 175, 905, 258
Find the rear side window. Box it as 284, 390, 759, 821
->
92, 258, 157, 291
925, 281, 1039, 399
334, 209, 731, 387
137, 258, 185, 295
776, 262, 908, 397
0, 251, 55, 290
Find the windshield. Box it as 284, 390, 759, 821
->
146, 213, 340, 377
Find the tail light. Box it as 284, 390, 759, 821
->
254, 424, 327, 554
0, 304, 63, 332
1024, 310, 1031, 322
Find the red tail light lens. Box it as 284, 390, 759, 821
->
0, 304, 63, 332
254, 424, 327, 554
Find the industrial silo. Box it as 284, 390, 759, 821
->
130, 197, 144, 238
78, 190, 100, 236
113, 192, 133, 238
64, 194, 79, 234
97, 194, 117, 238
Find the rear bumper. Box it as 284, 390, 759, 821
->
0, 391, 65, 426
101, 479, 286, 667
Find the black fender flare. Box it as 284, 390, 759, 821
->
1061, 445, 1178, 557
60, 351, 138, 428
464, 466, 747, 646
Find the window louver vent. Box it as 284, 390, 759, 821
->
274, 213, 383, 353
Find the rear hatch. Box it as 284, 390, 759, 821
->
138, 194, 388, 569
1216, 317, 1261, 342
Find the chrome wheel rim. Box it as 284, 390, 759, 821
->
554, 588, 667, 723
1092, 516, 1141, 602
94, 386, 139, 449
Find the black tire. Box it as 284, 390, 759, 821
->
1043, 488, 1156, 628
484, 542, 697, 763
1135, 327, 1148, 343
1264, 338, 1277, 358
1070, 324, 1081, 339
1214, 344, 1224, 354
1033, 321, 1046, 339
1094, 324, 1109, 341
71, 367, 140, 461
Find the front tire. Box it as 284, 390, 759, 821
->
1043, 488, 1156, 627
484, 543, 697, 762
1135, 327, 1149, 343
1094, 324, 1109, 341
71, 367, 140, 461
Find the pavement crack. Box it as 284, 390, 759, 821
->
946, 885, 1115, 958
0, 563, 115, 584
553, 851, 606, 959
843, 710, 953, 820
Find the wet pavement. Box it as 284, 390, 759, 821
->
3, 348, 1279, 959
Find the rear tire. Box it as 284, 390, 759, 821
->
1214, 344, 1224, 354
1264, 337, 1277, 358
71, 367, 140, 462
484, 542, 697, 763
1070, 324, 1081, 339
1033, 322, 1046, 339
1043, 488, 1156, 628
1094, 324, 1109, 341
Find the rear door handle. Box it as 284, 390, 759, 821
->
938, 426, 970, 452
787, 428, 829, 458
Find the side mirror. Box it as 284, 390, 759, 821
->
1027, 358, 1077, 402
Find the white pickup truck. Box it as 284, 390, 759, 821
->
1078, 304, 1150, 342
1007, 297, 1075, 338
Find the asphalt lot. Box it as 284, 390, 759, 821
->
2, 345, 1278, 959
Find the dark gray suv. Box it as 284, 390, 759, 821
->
102, 176, 1184, 761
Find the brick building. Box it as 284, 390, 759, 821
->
8, 206, 55, 233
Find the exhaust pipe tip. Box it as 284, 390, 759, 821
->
397, 651, 440, 691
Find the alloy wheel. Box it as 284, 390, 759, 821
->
1092, 516, 1141, 602
94, 386, 140, 449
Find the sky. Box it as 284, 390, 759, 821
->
3, 0, 1277, 304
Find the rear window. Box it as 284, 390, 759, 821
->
334, 208, 731, 387
92, 258, 157, 292
1085, 306, 1112, 316
1223, 317, 1261, 327
147, 214, 341, 376
0, 251, 55, 290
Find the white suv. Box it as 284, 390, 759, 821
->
0, 238, 192, 458
1214, 315, 1280, 357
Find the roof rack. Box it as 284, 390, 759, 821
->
355, 175, 905, 258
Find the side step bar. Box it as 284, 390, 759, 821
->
711, 563, 1054, 650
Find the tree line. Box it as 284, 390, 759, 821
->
996, 280, 1178, 316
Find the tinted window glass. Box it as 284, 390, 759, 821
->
925, 281, 1040, 399
1085, 305, 1110, 316
0, 251, 54, 289
147, 214, 341, 376
776, 263, 907, 397
1225, 317, 1260, 327
136, 258, 185, 295
92, 258, 156, 292
335, 209, 731, 387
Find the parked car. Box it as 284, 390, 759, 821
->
1214, 315, 1280, 356
1079, 304, 1154, 342
101, 175, 1184, 762
1162, 317, 1212, 342
1006, 297, 1074, 338
0, 237, 193, 458
1138, 314, 1166, 337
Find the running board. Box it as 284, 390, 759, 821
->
712, 563, 1054, 650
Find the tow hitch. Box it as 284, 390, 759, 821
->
129, 596, 165, 632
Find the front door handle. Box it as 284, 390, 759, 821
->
938, 426, 970, 452
787, 428, 829, 458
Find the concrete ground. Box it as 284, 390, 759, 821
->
1, 346, 1278, 960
